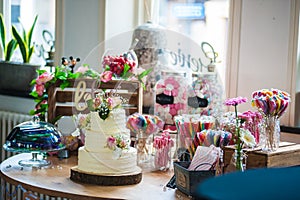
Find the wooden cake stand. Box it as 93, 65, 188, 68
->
70, 166, 143, 186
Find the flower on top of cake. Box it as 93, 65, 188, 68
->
86, 90, 123, 120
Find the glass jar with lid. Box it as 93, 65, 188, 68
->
154, 70, 189, 131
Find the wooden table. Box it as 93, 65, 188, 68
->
0, 153, 187, 200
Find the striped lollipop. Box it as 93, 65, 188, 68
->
251, 88, 290, 118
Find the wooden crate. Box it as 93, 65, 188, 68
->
223, 142, 300, 173
47, 79, 143, 123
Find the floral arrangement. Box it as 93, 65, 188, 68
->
30, 50, 151, 123
72, 113, 90, 144
86, 91, 122, 120
106, 134, 130, 159
102, 51, 152, 89
224, 96, 256, 171
29, 64, 96, 122
106, 134, 130, 151
238, 110, 263, 143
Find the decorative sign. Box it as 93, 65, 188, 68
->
188, 96, 208, 108
73, 80, 131, 114
156, 93, 174, 105
172, 3, 205, 20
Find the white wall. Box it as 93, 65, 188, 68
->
55, 0, 105, 69
55, 0, 143, 71
227, 0, 297, 126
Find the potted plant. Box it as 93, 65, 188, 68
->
0, 14, 40, 96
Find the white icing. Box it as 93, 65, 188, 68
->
78, 146, 139, 174
78, 108, 139, 175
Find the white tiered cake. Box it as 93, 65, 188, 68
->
77, 109, 140, 174
71, 108, 142, 185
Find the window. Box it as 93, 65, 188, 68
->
158, 0, 229, 86
5, 0, 55, 66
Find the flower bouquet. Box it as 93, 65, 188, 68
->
224, 97, 257, 171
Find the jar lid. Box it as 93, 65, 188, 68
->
161, 70, 186, 77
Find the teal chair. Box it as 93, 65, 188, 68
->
197, 166, 300, 200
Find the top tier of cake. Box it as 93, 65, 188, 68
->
89, 109, 129, 134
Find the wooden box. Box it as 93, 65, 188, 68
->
47, 79, 143, 123
223, 142, 300, 173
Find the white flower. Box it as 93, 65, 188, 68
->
240, 128, 256, 148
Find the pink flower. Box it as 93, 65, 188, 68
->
224, 96, 247, 106
93, 97, 101, 108
107, 136, 116, 150
75, 65, 89, 74
36, 72, 53, 85
35, 84, 45, 96
100, 71, 113, 83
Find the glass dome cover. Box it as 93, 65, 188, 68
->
3, 117, 65, 153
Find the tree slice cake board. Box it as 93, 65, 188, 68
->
70, 166, 143, 186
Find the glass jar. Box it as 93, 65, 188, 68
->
154, 70, 189, 131
188, 72, 224, 118
153, 131, 174, 171
260, 116, 280, 152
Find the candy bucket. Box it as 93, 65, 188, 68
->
173, 161, 215, 197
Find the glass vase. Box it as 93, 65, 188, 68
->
231, 149, 246, 172
260, 116, 280, 152
135, 131, 153, 167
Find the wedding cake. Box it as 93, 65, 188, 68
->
77, 109, 141, 174
71, 93, 142, 185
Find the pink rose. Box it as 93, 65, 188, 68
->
100, 71, 113, 83
36, 72, 53, 85
35, 84, 45, 96
107, 136, 116, 150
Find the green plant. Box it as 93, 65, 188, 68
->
0, 14, 17, 61
12, 15, 38, 63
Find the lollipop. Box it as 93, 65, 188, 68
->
251, 88, 290, 117
126, 113, 164, 136
189, 129, 232, 158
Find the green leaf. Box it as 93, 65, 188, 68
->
123, 63, 130, 75
105, 65, 110, 71
138, 68, 152, 79
28, 46, 34, 62
37, 69, 47, 75
86, 99, 96, 111
0, 14, 6, 54
30, 79, 37, 85
27, 15, 38, 49
60, 81, 70, 89
5, 39, 17, 61
30, 91, 38, 98
29, 109, 36, 115
12, 25, 28, 62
